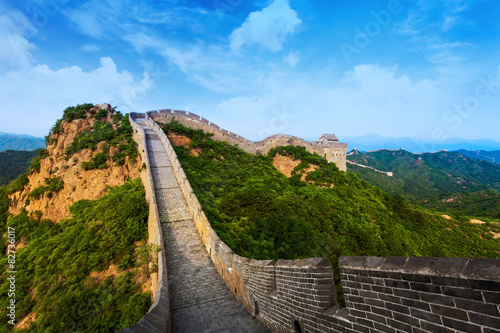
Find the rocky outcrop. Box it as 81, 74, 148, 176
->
8, 104, 141, 223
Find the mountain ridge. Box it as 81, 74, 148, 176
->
0, 133, 45, 151
343, 133, 500, 153
347, 149, 500, 218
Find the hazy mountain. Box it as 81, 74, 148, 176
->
454, 149, 500, 164
343, 133, 500, 153
0, 132, 46, 151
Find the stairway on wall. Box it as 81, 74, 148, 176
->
136, 119, 269, 333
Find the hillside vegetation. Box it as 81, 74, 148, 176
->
347, 149, 500, 218
161, 120, 500, 302
0, 104, 151, 332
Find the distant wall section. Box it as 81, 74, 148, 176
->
147, 109, 348, 171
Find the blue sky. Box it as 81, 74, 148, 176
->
1, 0, 499, 144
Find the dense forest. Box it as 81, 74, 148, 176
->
0, 150, 40, 186
347, 149, 500, 218
161, 120, 500, 303
0, 180, 151, 332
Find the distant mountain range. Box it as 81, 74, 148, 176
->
347, 149, 500, 218
342, 133, 500, 153
0, 132, 45, 151
454, 149, 500, 164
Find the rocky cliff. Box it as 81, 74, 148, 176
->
8, 103, 141, 223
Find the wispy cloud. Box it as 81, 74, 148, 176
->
229, 0, 301, 52
81, 44, 100, 52
0, 9, 37, 72
283, 51, 300, 67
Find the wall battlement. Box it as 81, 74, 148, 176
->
146, 109, 348, 171
125, 112, 500, 333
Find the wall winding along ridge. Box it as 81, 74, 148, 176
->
126, 112, 500, 333
146, 109, 348, 171
119, 114, 170, 333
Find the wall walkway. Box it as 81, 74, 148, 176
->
126, 114, 269, 333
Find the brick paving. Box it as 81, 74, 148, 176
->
139, 122, 270, 333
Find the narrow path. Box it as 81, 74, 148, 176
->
136, 120, 269, 333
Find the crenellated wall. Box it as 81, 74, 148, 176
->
340, 256, 500, 333
125, 112, 500, 333
146, 109, 348, 171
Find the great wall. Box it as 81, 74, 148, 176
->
120, 111, 500, 333
146, 109, 348, 172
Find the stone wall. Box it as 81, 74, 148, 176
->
127, 112, 500, 333
340, 256, 500, 333
119, 113, 170, 333
146, 109, 348, 171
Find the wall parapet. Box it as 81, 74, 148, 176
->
340, 256, 500, 333
119, 113, 170, 333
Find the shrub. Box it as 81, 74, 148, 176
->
29, 177, 64, 199
82, 152, 109, 170
63, 103, 94, 122
95, 108, 108, 120
29, 149, 49, 174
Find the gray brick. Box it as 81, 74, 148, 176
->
430, 304, 468, 321
442, 317, 482, 333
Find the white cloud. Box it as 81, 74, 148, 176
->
229, 0, 301, 52
0, 10, 37, 72
441, 15, 457, 31
213, 64, 456, 141
0, 57, 152, 136
283, 51, 300, 67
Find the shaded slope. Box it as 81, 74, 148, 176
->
0, 150, 39, 186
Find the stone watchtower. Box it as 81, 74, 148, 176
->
314, 134, 348, 171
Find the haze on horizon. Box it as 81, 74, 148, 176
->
1, 0, 499, 143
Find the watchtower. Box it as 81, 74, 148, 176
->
315, 134, 348, 171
